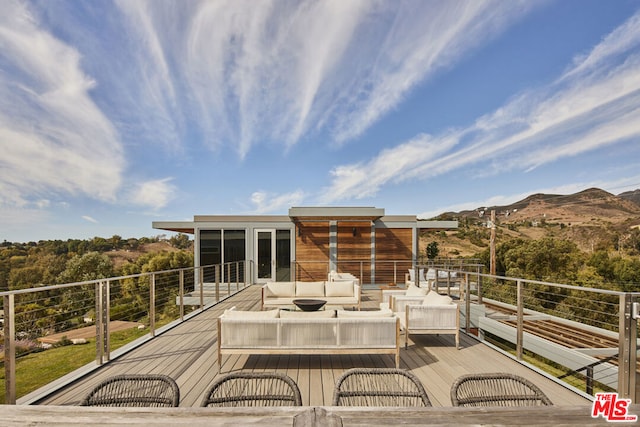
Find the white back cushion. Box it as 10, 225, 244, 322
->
223, 309, 280, 319
325, 281, 354, 297
280, 309, 336, 318
265, 282, 296, 297
295, 281, 326, 297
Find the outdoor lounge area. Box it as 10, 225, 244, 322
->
4, 278, 640, 425
30, 286, 592, 407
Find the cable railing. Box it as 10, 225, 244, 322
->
421, 264, 639, 403
2, 258, 638, 404
1, 261, 250, 404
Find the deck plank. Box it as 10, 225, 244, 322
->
35, 285, 592, 407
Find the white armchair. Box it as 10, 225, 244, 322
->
390, 291, 459, 350
380, 285, 427, 309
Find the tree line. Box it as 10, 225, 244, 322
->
0, 235, 192, 292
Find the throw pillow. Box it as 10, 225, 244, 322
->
422, 292, 453, 306
405, 285, 427, 297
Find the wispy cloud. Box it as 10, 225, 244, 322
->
128, 178, 176, 210
82, 215, 98, 224
320, 9, 640, 203
0, 0, 124, 210
102, 0, 538, 158
250, 190, 305, 214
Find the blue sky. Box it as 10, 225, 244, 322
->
2, 0, 640, 242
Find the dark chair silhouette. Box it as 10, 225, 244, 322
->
332, 368, 431, 406
201, 372, 302, 407
80, 374, 180, 407
450, 373, 553, 407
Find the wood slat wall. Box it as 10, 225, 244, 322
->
337, 221, 371, 281
375, 228, 413, 284
295, 221, 329, 281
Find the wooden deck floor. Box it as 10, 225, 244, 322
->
36, 285, 591, 407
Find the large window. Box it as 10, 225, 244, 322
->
224, 229, 246, 282
199, 229, 245, 282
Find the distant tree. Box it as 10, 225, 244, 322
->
169, 233, 191, 249
426, 241, 439, 259
57, 251, 114, 283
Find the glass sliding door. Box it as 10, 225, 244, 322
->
275, 229, 291, 281
256, 230, 274, 282
256, 229, 291, 283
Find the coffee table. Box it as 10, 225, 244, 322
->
292, 299, 326, 311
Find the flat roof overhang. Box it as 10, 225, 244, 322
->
417, 220, 459, 229
152, 221, 195, 234
288, 207, 385, 221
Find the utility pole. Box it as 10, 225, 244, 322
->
490, 210, 496, 276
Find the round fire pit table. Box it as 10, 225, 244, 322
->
292, 299, 327, 311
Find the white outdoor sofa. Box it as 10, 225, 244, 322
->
217, 307, 400, 369
261, 280, 361, 310
328, 270, 360, 286
388, 289, 460, 350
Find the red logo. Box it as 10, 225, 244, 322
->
591, 393, 637, 422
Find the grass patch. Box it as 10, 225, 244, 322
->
0, 326, 148, 403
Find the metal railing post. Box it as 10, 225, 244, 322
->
3, 294, 16, 404
227, 263, 231, 296
215, 265, 220, 302
618, 293, 638, 402
464, 272, 471, 334
393, 261, 397, 285
235, 261, 239, 291
104, 280, 111, 362
179, 269, 184, 321
95, 282, 103, 365
150, 274, 156, 337
199, 267, 204, 310
516, 279, 524, 360
477, 265, 483, 305
243, 261, 247, 288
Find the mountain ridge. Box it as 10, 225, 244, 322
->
441, 187, 640, 226
427, 187, 640, 257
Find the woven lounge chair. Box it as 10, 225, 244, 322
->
201, 372, 302, 407
450, 373, 553, 407
332, 368, 431, 406
80, 374, 180, 407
